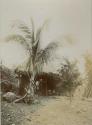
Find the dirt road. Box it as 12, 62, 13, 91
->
22, 97, 92, 125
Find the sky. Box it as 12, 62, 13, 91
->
0, 0, 92, 73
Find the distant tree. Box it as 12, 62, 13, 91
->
0, 64, 18, 93
58, 58, 81, 101
83, 53, 92, 97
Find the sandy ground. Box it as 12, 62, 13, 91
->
22, 97, 92, 125
1, 96, 92, 125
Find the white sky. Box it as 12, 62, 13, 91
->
0, 0, 92, 73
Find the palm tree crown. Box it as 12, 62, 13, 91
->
6, 20, 60, 78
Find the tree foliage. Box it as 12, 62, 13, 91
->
83, 53, 92, 97
58, 58, 81, 96
6, 20, 61, 77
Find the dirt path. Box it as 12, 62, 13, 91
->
22, 97, 92, 125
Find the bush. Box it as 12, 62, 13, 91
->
58, 58, 81, 96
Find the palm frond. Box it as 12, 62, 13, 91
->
35, 23, 45, 42
31, 21, 47, 64
35, 20, 48, 46
6, 34, 26, 43
19, 23, 31, 34
28, 41, 60, 75
32, 20, 49, 64
18, 22, 32, 40
30, 18, 35, 44
36, 41, 61, 65
6, 34, 30, 51
31, 28, 43, 64
12, 21, 32, 40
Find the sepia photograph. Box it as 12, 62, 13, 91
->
0, 0, 92, 125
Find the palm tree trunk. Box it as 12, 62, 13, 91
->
29, 72, 35, 99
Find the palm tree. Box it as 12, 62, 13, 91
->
6, 19, 65, 99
